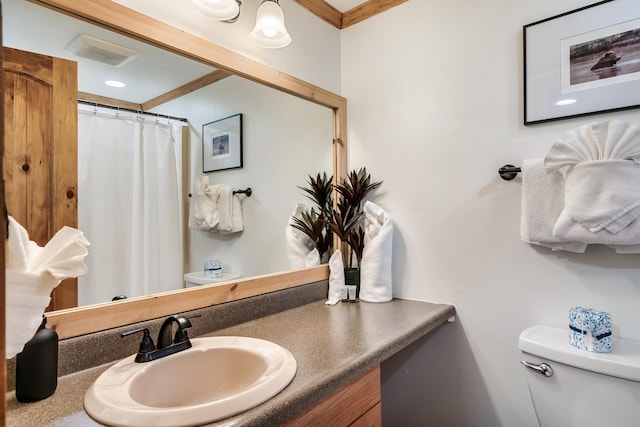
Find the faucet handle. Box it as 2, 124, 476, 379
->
122, 328, 156, 362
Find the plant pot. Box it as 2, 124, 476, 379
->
344, 268, 361, 299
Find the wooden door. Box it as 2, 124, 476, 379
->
1, 0, 7, 421
3, 46, 78, 310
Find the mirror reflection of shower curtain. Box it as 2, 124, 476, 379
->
77, 109, 184, 306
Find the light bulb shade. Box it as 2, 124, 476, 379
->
191, 0, 240, 21
250, 0, 291, 48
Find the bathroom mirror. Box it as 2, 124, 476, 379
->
5, 0, 333, 305
3, 0, 346, 337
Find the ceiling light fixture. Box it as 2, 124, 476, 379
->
250, 0, 291, 49
191, 0, 291, 48
192, 0, 241, 22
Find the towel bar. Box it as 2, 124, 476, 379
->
188, 187, 252, 197
233, 188, 252, 197
498, 164, 521, 181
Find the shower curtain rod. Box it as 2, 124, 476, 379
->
78, 100, 188, 123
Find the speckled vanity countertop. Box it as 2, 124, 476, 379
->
6, 298, 455, 427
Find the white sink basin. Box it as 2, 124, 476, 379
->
84, 336, 297, 427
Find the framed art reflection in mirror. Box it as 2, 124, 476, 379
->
203, 113, 243, 172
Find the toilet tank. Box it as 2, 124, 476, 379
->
519, 325, 640, 427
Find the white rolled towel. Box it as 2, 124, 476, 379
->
326, 250, 346, 305
359, 201, 393, 303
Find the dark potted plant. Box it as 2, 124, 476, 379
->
292, 168, 382, 297
326, 167, 382, 295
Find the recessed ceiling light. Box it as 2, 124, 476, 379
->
555, 99, 576, 106
105, 80, 126, 88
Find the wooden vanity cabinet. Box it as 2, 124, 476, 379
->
285, 366, 381, 427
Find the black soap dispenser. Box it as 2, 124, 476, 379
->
15, 315, 58, 402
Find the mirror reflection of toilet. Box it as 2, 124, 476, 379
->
519, 325, 640, 427
183, 272, 241, 288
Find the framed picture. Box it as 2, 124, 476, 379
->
202, 113, 243, 172
524, 0, 640, 125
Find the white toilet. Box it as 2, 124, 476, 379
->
519, 325, 640, 427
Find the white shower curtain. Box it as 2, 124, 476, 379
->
77, 109, 184, 306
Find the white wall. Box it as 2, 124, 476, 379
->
341, 0, 640, 425
153, 76, 333, 278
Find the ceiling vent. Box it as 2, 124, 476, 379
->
66, 34, 138, 67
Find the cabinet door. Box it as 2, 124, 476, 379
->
3, 46, 78, 310
286, 366, 382, 427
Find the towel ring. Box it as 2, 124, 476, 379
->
498, 164, 521, 181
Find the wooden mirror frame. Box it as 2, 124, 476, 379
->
19, 0, 347, 339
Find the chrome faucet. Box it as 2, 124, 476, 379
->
121, 314, 193, 363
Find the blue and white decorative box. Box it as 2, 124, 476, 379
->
569, 307, 612, 353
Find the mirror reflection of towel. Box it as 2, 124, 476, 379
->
188, 176, 219, 231
216, 187, 243, 235
6, 216, 90, 358
188, 177, 243, 234
286, 204, 314, 269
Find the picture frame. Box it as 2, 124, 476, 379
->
202, 113, 243, 172
524, 0, 640, 125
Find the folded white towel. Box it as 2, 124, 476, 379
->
226, 192, 244, 234
326, 250, 346, 305
520, 159, 640, 253
545, 120, 640, 234
554, 209, 640, 247
216, 185, 233, 232
286, 204, 315, 270
190, 178, 243, 235
520, 159, 587, 253
544, 120, 640, 171
557, 160, 640, 233
6, 216, 90, 358
216, 187, 245, 235
608, 244, 640, 253
188, 176, 220, 231
359, 201, 393, 303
